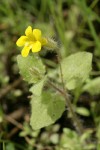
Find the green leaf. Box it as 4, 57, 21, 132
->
76, 107, 90, 117
29, 77, 46, 96
49, 133, 59, 144
17, 55, 45, 84
60, 128, 82, 150
83, 77, 100, 95
30, 92, 65, 130
6, 143, 15, 150
61, 52, 92, 90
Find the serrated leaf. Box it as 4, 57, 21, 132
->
83, 77, 100, 95
17, 55, 45, 84
60, 52, 92, 90
30, 92, 65, 130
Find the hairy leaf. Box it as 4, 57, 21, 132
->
61, 52, 92, 90
30, 92, 65, 130
29, 78, 46, 96
17, 55, 45, 84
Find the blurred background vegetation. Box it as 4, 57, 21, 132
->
0, 0, 100, 150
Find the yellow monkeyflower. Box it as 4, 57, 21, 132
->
16, 26, 47, 57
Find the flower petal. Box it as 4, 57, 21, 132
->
25, 26, 33, 37
33, 29, 41, 40
16, 36, 27, 47
21, 46, 30, 57
32, 41, 41, 52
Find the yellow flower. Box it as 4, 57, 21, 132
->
16, 26, 47, 57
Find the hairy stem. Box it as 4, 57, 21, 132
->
48, 79, 84, 135
57, 50, 84, 135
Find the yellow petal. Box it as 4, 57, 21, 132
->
41, 37, 48, 46
16, 36, 27, 47
32, 41, 41, 52
25, 26, 33, 37
33, 29, 41, 40
21, 46, 30, 57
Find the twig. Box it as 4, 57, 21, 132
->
4, 115, 33, 146
0, 77, 22, 99
6, 127, 19, 138
7, 107, 26, 120
4, 115, 23, 129
4, 108, 25, 137
4, 115, 53, 149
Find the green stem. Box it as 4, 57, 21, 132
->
3, 142, 5, 150
57, 50, 84, 135
48, 79, 84, 135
